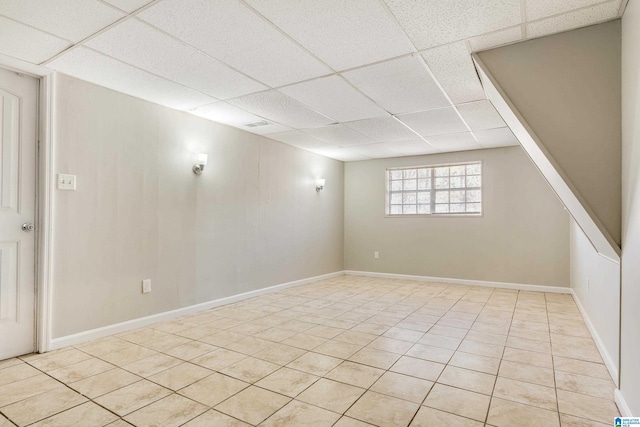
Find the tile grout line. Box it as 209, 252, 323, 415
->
1, 277, 618, 426
545, 292, 563, 427
485, 288, 517, 425
10, 351, 125, 426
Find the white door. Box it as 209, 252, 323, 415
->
0, 68, 37, 360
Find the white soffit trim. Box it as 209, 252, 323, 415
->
472, 53, 620, 263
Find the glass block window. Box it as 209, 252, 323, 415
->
386, 162, 482, 216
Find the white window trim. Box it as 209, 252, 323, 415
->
384, 160, 484, 218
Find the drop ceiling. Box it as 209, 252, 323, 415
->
0, 0, 625, 161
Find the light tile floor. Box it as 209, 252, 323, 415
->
0, 276, 621, 426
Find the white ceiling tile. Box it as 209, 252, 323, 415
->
344, 117, 419, 142
190, 101, 276, 129
47, 47, 216, 110
267, 130, 333, 151
190, 102, 291, 134
86, 19, 266, 99
244, 0, 414, 70
397, 107, 468, 137
474, 127, 520, 148
342, 55, 450, 114
101, 0, 154, 13
190, 102, 264, 125
384, 0, 521, 50
139, 0, 331, 87
457, 100, 505, 131
421, 42, 486, 104
525, 0, 616, 21
245, 122, 292, 135
0, 0, 125, 43
349, 143, 399, 158
229, 90, 334, 129
250, 123, 291, 136
308, 147, 370, 162
303, 124, 373, 146
468, 26, 523, 52
279, 75, 387, 122
384, 140, 441, 156
526, 2, 620, 39
0, 16, 71, 64
426, 132, 482, 152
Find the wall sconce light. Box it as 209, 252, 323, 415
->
193, 153, 208, 175
316, 178, 325, 192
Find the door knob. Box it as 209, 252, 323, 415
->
22, 223, 34, 232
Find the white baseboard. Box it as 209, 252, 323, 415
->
48, 271, 345, 351
344, 270, 573, 294
571, 289, 620, 387
615, 389, 633, 417
49, 269, 564, 351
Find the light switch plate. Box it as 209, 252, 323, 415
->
57, 174, 76, 191
142, 279, 151, 294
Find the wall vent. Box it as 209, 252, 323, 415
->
244, 121, 271, 128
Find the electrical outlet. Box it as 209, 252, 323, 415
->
374, 251, 379, 259
57, 174, 76, 191
142, 279, 151, 294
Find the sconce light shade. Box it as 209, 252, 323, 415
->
316, 178, 326, 192
193, 153, 208, 175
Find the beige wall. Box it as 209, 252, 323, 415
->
51, 74, 344, 338
344, 146, 570, 286
621, 0, 640, 415
478, 21, 621, 247
570, 219, 620, 381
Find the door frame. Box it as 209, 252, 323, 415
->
0, 53, 55, 353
